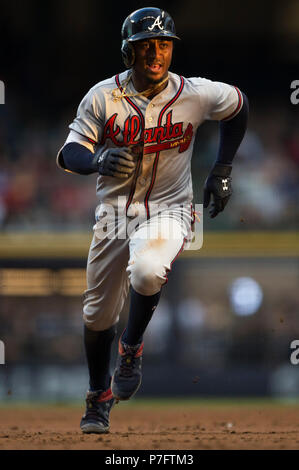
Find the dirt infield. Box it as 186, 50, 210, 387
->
0, 400, 298, 450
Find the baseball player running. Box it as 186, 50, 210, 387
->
57, 7, 248, 434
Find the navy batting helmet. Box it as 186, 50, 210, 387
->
121, 7, 180, 68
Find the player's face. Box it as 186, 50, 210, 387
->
133, 38, 173, 86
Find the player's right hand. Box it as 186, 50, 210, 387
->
97, 147, 137, 178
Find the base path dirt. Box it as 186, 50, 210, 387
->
0, 400, 299, 450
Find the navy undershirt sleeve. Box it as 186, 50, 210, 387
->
61, 142, 98, 175
216, 92, 249, 166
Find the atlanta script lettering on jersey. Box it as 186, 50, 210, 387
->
101, 110, 193, 154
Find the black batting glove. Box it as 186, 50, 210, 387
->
95, 147, 137, 178
203, 163, 233, 218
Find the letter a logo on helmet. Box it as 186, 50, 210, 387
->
148, 16, 164, 31
121, 7, 180, 68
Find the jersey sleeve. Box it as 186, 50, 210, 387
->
200, 79, 243, 121
68, 87, 104, 145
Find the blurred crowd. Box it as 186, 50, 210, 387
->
0, 0, 298, 232
192, 103, 299, 230
0, 112, 97, 231
1, 257, 297, 366
0, 103, 298, 232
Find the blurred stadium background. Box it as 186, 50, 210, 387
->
0, 0, 298, 403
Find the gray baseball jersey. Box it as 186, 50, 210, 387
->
57, 70, 242, 219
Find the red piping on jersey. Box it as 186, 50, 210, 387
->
72, 129, 97, 145
115, 74, 145, 215
144, 76, 185, 219
222, 87, 243, 121
115, 75, 145, 127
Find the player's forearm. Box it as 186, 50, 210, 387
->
215, 91, 249, 168
61, 142, 98, 175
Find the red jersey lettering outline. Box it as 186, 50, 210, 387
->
101, 113, 120, 144
101, 110, 193, 153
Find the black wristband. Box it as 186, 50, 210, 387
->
210, 163, 232, 177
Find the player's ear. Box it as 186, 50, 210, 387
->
121, 40, 135, 68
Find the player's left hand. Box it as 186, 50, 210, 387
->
203, 163, 233, 218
